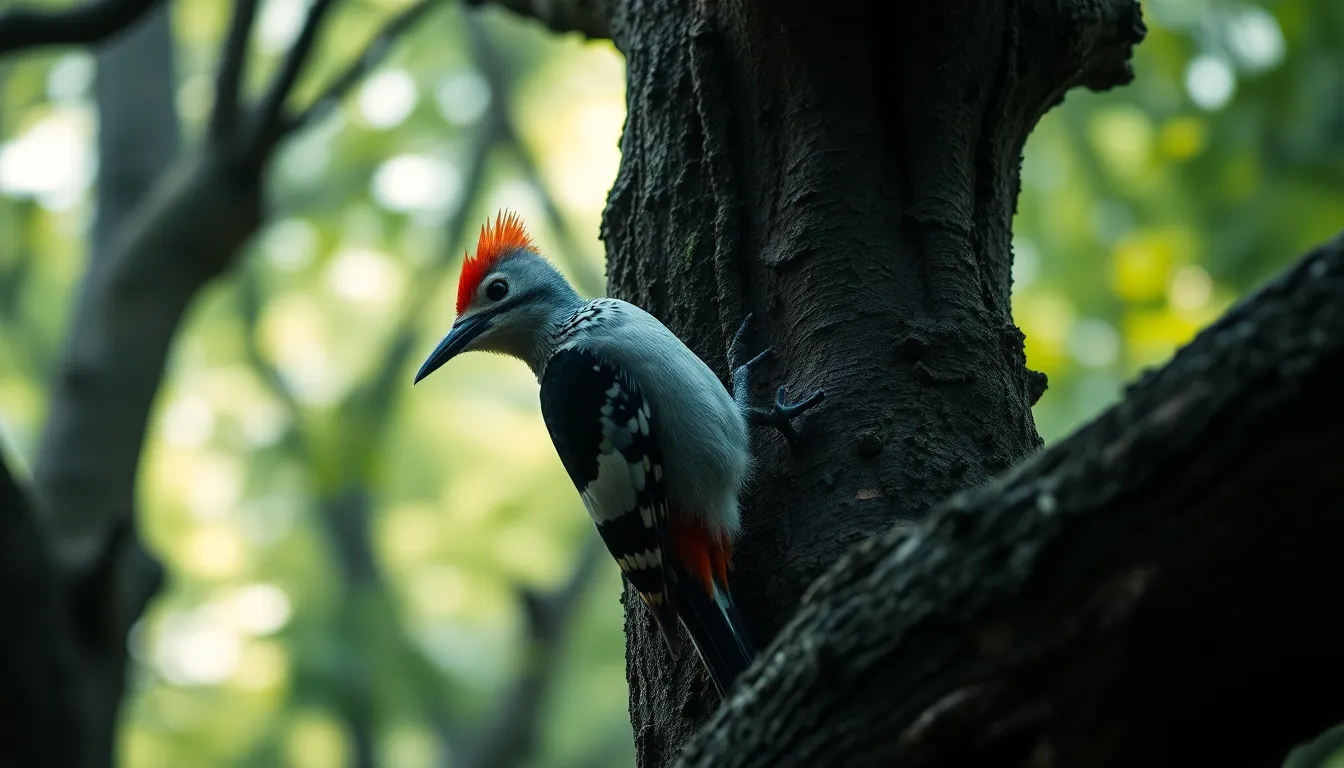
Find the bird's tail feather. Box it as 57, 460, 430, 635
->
671, 560, 755, 697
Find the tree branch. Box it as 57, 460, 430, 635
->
679, 231, 1344, 767
17, 15, 182, 763
33, 5, 187, 571
245, 0, 338, 162
463, 0, 609, 40
209, 0, 260, 143
0, 0, 161, 56
283, 0, 444, 137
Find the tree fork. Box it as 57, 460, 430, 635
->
589, 0, 1142, 762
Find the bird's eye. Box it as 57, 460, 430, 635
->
485, 279, 509, 301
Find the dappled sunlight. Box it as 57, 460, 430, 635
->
380, 725, 440, 768
1, 0, 1338, 763
436, 389, 557, 466
0, 105, 94, 208
182, 525, 251, 580
492, 521, 573, 583
378, 502, 448, 564
407, 563, 469, 617
1089, 106, 1157, 185
517, 39, 626, 218
412, 577, 520, 684
220, 583, 295, 636
231, 639, 290, 692
325, 245, 407, 305
161, 394, 217, 448
1158, 115, 1208, 161
1186, 54, 1237, 110
435, 69, 491, 126
182, 452, 246, 521
257, 290, 352, 406
1066, 318, 1122, 370
1010, 0, 1321, 440
1168, 263, 1214, 311
284, 712, 349, 768
256, 0, 306, 54
260, 216, 321, 271
371, 153, 463, 213
357, 68, 419, 130
153, 607, 245, 686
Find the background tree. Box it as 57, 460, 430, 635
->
1, 0, 1342, 767
1, 1, 616, 765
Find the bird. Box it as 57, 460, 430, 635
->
413, 210, 824, 697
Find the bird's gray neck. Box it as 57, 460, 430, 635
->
523, 282, 587, 379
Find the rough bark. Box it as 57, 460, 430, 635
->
680, 231, 1344, 767
589, 0, 1141, 762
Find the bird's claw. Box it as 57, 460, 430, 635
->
750, 386, 827, 446
729, 313, 762, 372
730, 313, 826, 447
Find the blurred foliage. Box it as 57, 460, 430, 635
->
0, 0, 1340, 766
1017, 0, 1344, 441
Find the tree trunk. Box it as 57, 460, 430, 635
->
597, 0, 1141, 762
677, 232, 1344, 767
3, 8, 180, 765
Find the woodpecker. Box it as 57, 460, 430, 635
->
413, 210, 824, 697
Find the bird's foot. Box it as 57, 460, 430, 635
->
729, 313, 825, 447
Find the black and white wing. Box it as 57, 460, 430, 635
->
538, 346, 680, 652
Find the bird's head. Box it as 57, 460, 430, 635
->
414, 210, 579, 383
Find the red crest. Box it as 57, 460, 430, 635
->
456, 210, 537, 315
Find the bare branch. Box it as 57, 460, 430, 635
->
245, 0, 338, 162
209, 0, 261, 143
284, 0, 444, 137
463, 0, 610, 40
0, 0, 161, 56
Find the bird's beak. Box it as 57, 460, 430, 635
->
414, 314, 490, 384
